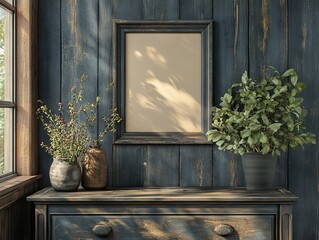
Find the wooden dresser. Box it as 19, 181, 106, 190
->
27, 187, 297, 240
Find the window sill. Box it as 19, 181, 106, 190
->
0, 175, 41, 210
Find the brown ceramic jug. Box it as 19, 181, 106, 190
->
82, 145, 108, 190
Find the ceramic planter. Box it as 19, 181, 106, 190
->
82, 145, 108, 190
49, 158, 81, 191
242, 153, 277, 190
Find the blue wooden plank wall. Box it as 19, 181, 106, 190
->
38, 0, 319, 238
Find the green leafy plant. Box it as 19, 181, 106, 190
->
207, 68, 316, 156
37, 76, 121, 162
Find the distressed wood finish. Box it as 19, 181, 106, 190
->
142, 0, 179, 20
61, 0, 98, 140
179, 0, 213, 20
249, 0, 289, 188
113, 145, 146, 187
98, 0, 114, 186
16, 0, 38, 176
0, 176, 39, 240
180, 145, 213, 187
37, 0, 319, 238
51, 215, 274, 239
144, 145, 180, 187
28, 187, 296, 240
212, 0, 248, 187
38, 0, 61, 187
112, 0, 187, 188
288, 0, 319, 239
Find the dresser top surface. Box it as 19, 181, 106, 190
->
27, 187, 297, 203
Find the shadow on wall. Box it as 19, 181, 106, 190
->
126, 33, 202, 133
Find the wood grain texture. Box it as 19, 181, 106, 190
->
142, 0, 179, 20
0, 178, 38, 240
112, 0, 143, 188
112, 0, 182, 188
180, 145, 213, 187
179, 0, 213, 20
38, 0, 61, 187
112, 0, 143, 19
98, 0, 114, 186
61, 0, 98, 138
288, 0, 319, 239
113, 145, 146, 187
28, 188, 296, 239
249, 0, 288, 78
16, 0, 38, 176
51, 215, 275, 239
28, 187, 297, 203
212, 0, 248, 187
177, 0, 214, 189
144, 145, 180, 187
36, 1, 319, 238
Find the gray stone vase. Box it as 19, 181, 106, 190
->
49, 158, 81, 191
242, 153, 277, 190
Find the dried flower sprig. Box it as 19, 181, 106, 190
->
37, 75, 121, 163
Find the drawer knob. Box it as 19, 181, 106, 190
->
214, 224, 234, 236
92, 224, 112, 237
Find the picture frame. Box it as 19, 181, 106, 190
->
113, 20, 213, 144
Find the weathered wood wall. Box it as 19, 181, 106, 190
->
38, 0, 319, 239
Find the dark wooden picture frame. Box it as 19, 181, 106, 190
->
113, 20, 213, 144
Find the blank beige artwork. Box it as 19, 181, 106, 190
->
125, 33, 202, 132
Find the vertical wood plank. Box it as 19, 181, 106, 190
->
180, 145, 213, 187
61, 0, 98, 137
178, 0, 214, 188
98, 0, 115, 186
112, 0, 144, 187
113, 145, 146, 187
288, 0, 319, 239
112, 0, 181, 187
0, 208, 9, 240
142, 0, 180, 187
38, 0, 61, 187
249, 0, 288, 188
180, 0, 212, 20
16, 0, 39, 176
249, 0, 288, 78
112, 0, 143, 19
144, 145, 180, 187
212, 0, 248, 187
142, 0, 179, 20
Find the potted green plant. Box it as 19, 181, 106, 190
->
207, 68, 316, 189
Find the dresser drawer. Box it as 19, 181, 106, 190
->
51, 214, 274, 240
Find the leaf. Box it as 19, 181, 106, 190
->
291, 76, 298, 86
260, 134, 268, 143
222, 93, 232, 104
261, 145, 270, 154
279, 85, 288, 93
261, 114, 269, 125
216, 140, 225, 147
241, 71, 249, 84
282, 69, 295, 77
241, 128, 251, 139
269, 123, 282, 132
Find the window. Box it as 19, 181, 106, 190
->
0, 0, 15, 177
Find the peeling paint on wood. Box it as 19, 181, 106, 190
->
233, 0, 239, 56
302, 24, 308, 49
68, 0, 85, 63
260, 0, 269, 56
